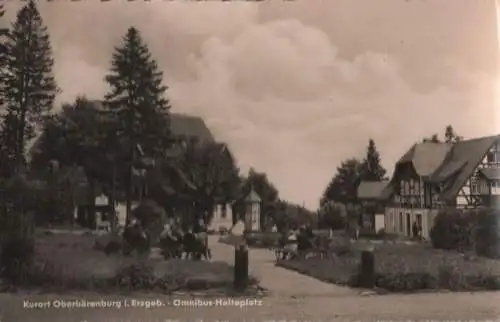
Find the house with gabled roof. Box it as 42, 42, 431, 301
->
30, 110, 220, 229
357, 180, 391, 232
385, 135, 500, 239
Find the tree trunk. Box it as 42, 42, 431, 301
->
109, 163, 117, 231
16, 110, 26, 175
88, 180, 96, 229
125, 156, 133, 226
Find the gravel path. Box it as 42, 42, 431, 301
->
212, 236, 360, 298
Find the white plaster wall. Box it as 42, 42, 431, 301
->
209, 203, 233, 231
375, 213, 384, 232
384, 207, 437, 239
251, 203, 260, 231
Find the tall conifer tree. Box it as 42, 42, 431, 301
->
2, 0, 58, 173
104, 26, 171, 221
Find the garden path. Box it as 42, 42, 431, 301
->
208, 236, 360, 298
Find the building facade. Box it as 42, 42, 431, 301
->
208, 203, 234, 232
243, 188, 262, 232
357, 180, 391, 233
384, 135, 500, 239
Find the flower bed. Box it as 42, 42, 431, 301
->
277, 241, 500, 293
1, 230, 259, 293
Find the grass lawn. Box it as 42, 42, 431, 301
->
1, 229, 258, 294
277, 240, 500, 293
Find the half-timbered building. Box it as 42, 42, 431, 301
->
385, 135, 500, 239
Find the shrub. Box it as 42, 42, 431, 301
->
373, 272, 437, 292
131, 199, 167, 246
0, 237, 35, 285
278, 242, 500, 293
431, 208, 500, 258
430, 208, 476, 251
474, 210, 500, 259
0, 176, 38, 285
330, 238, 353, 256
111, 263, 156, 290
317, 201, 347, 230
94, 233, 123, 255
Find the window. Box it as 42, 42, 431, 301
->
471, 181, 479, 194
416, 214, 422, 226
492, 181, 498, 188
221, 205, 227, 219
486, 151, 495, 163
399, 212, 403, 233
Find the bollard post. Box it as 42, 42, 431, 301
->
360, 248, 375, 288
233, 243, 249, 291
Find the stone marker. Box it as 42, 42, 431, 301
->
234, 243, 249, 291
360, 245, 375, 288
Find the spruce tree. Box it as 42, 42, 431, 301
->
0, 4, 10, 177
0, 3, 8, 106
104, 26, 171, 221
444, 125, 462, 143
360, 139, 386, 181
2, 0, 58, 173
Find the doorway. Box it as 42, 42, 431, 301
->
406, 213, 411, 236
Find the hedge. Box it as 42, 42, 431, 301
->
430, 208, 500, 258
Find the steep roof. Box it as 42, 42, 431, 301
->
170, 114, 214, 142
437, 135, 500, 200
479, 168, 500, 180
396, 142, 453, 177
393, 135, 500, 201
245, 188, 261, 203
357, 180, 391, 200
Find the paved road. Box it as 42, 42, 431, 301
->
1, 236, 499, 322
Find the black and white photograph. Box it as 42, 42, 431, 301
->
0, 0, 499, 321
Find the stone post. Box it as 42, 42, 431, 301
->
233, 243, 249, 291
360, 246, 375, 288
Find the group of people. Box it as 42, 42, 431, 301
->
158, 219, 211, 260
122, 219, 151, 254
122, 217, 211, 260
276, 225, 316, 260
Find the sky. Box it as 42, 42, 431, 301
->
2, 0, 499, 210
